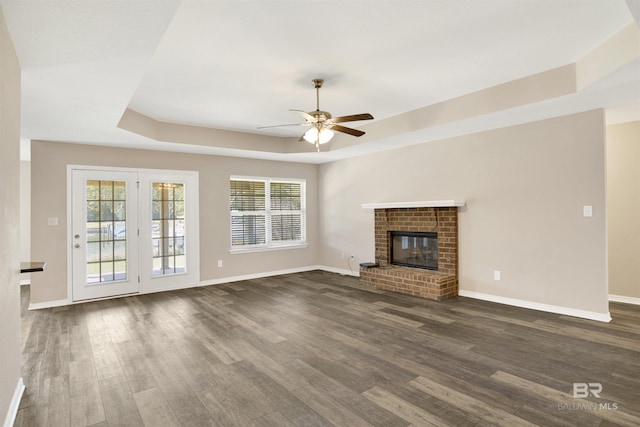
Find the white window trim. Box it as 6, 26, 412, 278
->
230, 176, 307, 253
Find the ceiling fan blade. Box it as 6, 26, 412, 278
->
330, 113, 374, 123
290, 109, 317, 122
257, 123, 307, 129
330, 124, 366, 137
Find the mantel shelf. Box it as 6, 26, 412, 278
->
361, 200, 466, 210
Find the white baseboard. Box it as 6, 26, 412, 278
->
27, 268, 324, 309
3, 377, 24, 427
141, 281, 200, 295
29, 266, 355, 308
609, 294, 640, 305
458, 290, 612, 323
317, 265, 360, 277
28, 299, 69, 311
30, 281, 203, 309
199, 265, 320, 287
199, 265, 359, 288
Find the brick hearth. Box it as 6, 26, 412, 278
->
360, 206, 459, 300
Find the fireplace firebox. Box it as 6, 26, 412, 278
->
390, 231, 438, 270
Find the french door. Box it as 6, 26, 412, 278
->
138, 172, 199, 293
71, 167, 199, 302
71, 170, 139, 301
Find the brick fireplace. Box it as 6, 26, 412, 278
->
360, 201, 463, 300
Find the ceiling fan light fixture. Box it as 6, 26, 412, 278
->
303, 126, 334, 144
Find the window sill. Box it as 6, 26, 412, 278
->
230, 243, 308, 255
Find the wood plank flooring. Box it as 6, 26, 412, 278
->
15, 271, 640, 426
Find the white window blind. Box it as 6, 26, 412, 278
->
230, 177, 306, 250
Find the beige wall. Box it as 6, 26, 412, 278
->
319, 110, 609, 316
29, 111, 613, 317
20, 161, 31, 283
607, 120, 640, 299
0, 6, 23, 425
30, 141, 318, 304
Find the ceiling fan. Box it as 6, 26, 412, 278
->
259, 79, 374, 151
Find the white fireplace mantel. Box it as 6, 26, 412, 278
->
361, 200, 466, 210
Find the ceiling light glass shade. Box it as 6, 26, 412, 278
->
303, 126, 334, 144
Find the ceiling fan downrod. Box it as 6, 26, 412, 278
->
313, 79, 323, 112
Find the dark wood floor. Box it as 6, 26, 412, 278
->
15, 271, 640, 426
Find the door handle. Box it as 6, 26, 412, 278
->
74, 243, 81, 248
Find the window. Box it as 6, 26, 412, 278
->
230, 177, 306, 251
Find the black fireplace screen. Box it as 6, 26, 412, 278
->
390, 231, 438, 270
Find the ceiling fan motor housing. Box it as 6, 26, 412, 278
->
310, 110, 332, 122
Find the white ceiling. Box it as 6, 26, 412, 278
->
1, 0, 639, 163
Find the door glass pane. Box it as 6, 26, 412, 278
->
87, 263, 100, 284
114, 261, 127, 281
85, 180, 127, 284
114, 241, 126, 260
152, 182, 187, 276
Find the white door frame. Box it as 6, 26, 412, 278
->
67, 165, 200, 303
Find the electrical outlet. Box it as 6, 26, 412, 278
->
494, 271, 501, 281
341, 252, 345, 259
47, 217, 59, 226
217, 260, 223, 268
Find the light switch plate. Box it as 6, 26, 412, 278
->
47, 217, 59, 226
583, 206, 593, 217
